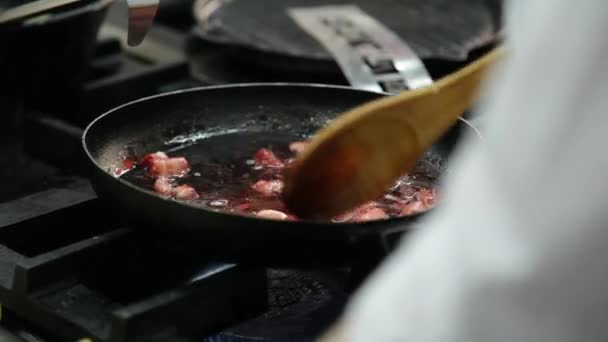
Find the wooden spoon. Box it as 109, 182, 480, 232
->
283, 47, 504, 219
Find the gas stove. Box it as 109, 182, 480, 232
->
0, 1, 496, 340
0, 2, 357, 341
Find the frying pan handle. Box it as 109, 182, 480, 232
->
288, 5, 433, 94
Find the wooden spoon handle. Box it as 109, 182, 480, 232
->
356, 47, 505, 149
416, 46, 504, 144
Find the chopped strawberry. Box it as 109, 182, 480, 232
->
174, 184, 199, 200
123, 159, 136, 170
333, 202, 379, 222
254, 148, 284, 168
352, 208, 388, 222
141, 151, 168, 167
256, 209, 288, 220
235, 202, 251, 212
154, 177, 174, 196
384, 194, 406, 204
332, 211, 354, 223
114, 158, 138, 176
251, 179, 284, 197
397, 185, 417, 200
417, 188, 437, 207
355, 202, 377, 212
283, 158, 295, 168
148, 157, 190, 178
400, 201, 427, 216
289, 141, 309, 155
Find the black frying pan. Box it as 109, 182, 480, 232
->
82, 83, 481, 266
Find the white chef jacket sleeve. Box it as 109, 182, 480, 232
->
332, 1, 608, 341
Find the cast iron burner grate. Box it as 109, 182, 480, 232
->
0, 192, 268, 342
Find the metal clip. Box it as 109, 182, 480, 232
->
288, 5, 433, 93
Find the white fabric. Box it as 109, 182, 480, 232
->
338, 1, 608, 341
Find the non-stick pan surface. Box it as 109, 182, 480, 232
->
83, 83, 480, 266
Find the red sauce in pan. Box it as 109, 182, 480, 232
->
119, 140, 439, 222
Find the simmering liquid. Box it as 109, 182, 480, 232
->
120, 134, 440, 222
